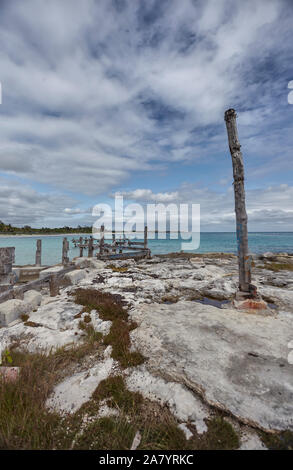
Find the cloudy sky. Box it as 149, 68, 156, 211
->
0, 0, 292, 231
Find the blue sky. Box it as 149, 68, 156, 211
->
0, 0, 292, 230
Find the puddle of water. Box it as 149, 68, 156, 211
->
267, 302, 278, 310
194, 297, 231, 308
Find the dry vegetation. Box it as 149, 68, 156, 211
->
74, 288, 145, 368
1, 287, 292, 450
263, 262, 293, 272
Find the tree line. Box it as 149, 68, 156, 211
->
0, 221, 92, 234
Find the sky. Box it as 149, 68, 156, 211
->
0, 0, 292, 231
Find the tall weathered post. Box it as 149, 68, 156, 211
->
35, 239, 42, 267
79, 236, 83, 257
112, 231, 116, 254
88, 236, 94, 258
144, 226, 148, 249
224, 109, 251, 293
99, 225, 105, 256
62, 237, 69, 265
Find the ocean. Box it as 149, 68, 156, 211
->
0, 232, 292, 266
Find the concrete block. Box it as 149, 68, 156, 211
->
89, 259, 106, 269
73, 258, 106, 270
73, 257, 90, 269
0, 290, 42, 326
65, 270, 86, 285
23, 290, 42, 310
0, 299, 26, 326
39, 266, 64, 280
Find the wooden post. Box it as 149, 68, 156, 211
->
35, 239, 42, 267
225, 109, 251, 293
99, 225, 104, 255
79, 237, 83, 257
49, 273, 59, 296
62, 237, 69, 265
112, 231, 116, 254
88, 236, 93, 257
144, 226, 148, 249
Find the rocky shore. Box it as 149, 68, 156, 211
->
0, 252, 293, 450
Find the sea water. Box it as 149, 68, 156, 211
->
0, 232, 292, 266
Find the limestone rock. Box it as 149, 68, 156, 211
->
65, 270, 86, 285
46, 358, 114, 414
0, 299, 26, 326
129, 301, 293, 432
23, 290, 42, 310
39, 265, 64, 280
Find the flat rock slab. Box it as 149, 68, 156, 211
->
39, 265, 64, 279
130, 301, 293, 432
126, 366, 209, 434
46, 358, 114, 414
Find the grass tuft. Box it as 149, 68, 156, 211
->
93, 375, 143, 413
139, 422, 187, 450
74, 289, 145, 368
20, 314, 29, 322
73, 417, 135, 450
188, 417, 239, 450
259, 430, 293, 450
106, 264, 129, 273
104, 319, 145, 368
74, 288, 128, 321
264, 262, 293, 272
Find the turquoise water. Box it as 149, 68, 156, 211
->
0, 232, 292, 266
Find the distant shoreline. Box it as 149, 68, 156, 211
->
0, 233, 93, 238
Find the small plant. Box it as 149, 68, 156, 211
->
24, 321, 41, 328
83, 314, 91, 323
20, 314, 29, 322
1, 349, 13, 365
161, 295, 179, 304
106, 264, 129, 273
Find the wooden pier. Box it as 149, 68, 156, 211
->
72, 226, 151, 260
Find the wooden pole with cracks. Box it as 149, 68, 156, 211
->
225, 109, 251, 293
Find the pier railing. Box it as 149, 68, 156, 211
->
71, 225, 151, 260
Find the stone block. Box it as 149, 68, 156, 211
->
0, 299, 25, 326
65, 270, 86, 285
39, 265, 64, 280
23, 290, 42, 310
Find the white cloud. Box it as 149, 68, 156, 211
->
0, 1, 291, 194
120, 183, 293, 231
0, 0, 292, 226
116, 189, 179, 203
